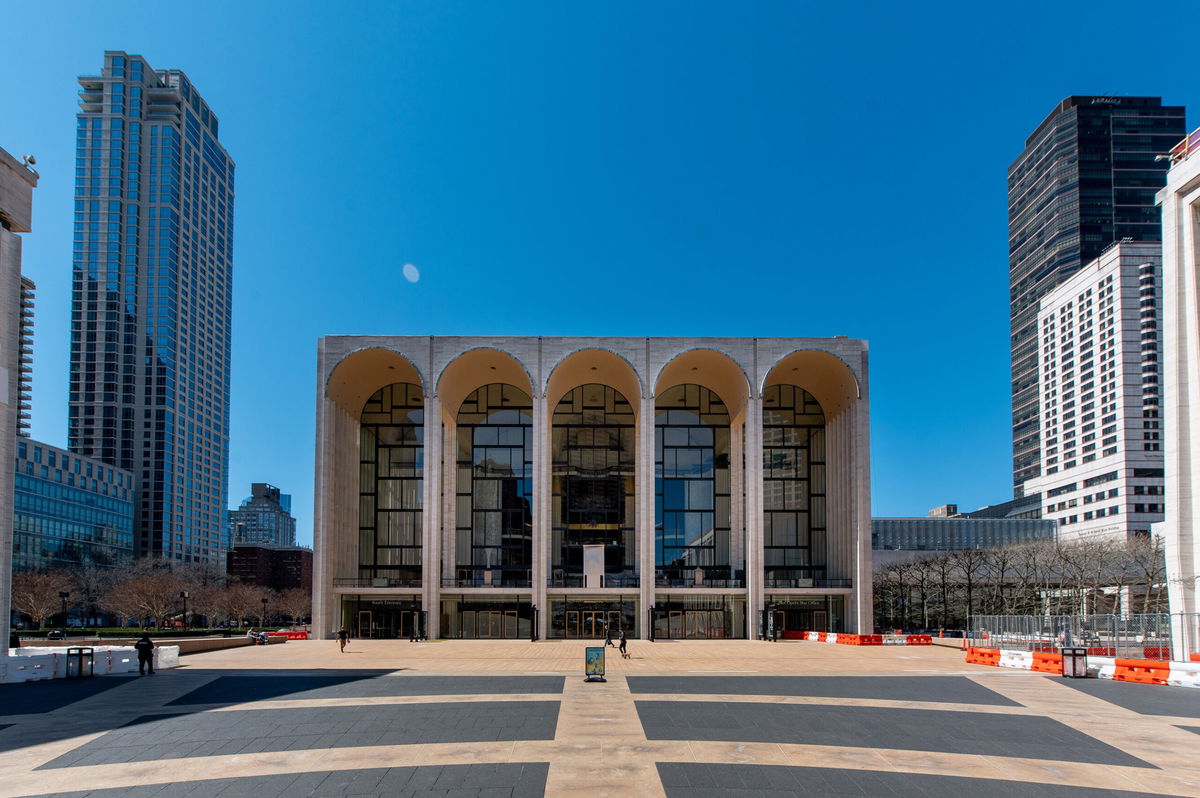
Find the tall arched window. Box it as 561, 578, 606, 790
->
359, 383, 424, 584
455, 384, 533, 586
762, 384, 826, 586
551, 384, 636, 586
655, 384, 731, 585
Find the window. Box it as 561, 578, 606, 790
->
455, 383, 533, 586
656, 385, 731, 584
358, 382, 423, 583
762, 384, 827, 588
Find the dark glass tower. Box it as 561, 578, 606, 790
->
1007, 96, 1183, 495
70, 51, 234, 563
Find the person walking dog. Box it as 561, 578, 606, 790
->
135, 633, 155, 675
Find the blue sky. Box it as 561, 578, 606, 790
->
1, 2, 1196, 545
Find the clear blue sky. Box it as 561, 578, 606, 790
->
1, 2, 1196, 546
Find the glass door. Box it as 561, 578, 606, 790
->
504, 611, 518, 638
567, 611, 581, 638
357, 610, 373, 639
669, 611, 684, 638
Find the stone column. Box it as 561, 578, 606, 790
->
638, 395, 655, 638
0, 227, 21, 677
744, 395, 764, 638
852, 391, 873, 634
533, 393, 550, 640
422, 395, 442, 639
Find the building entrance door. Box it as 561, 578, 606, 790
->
357, 610, 372, 639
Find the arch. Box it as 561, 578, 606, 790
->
326, 347, 425, 416
653, 349, 751, 421
438, 348, 536, 421
762, 349, 861, 420
546, 348, 643, 410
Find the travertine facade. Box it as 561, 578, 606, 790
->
313, 336, 871, 641
0, 146, 38, 680
1160, 133, 1200, 660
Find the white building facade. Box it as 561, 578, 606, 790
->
313, 336, 872, 641
1024, 243, 1165, 543
1160, 128, 1200, 659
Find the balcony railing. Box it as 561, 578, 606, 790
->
547, 574, 640, 589
655, 577, 745, 589
333, 577, 421, 589
764, 578, 852, 589
442, 576, 532, 589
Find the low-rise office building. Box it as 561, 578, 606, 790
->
226, 543, 312, 592
12, 438, 134, 571
313, 336, 871, 640
872, 516, 1057, 567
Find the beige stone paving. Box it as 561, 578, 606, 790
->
0, 639, 1198, 797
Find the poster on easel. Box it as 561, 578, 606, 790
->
584, 646, 606, 682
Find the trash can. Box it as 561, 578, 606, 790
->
66, 647, 94, 679
1061, 646, 1088, 678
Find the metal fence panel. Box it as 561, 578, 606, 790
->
968, 613, 1199, 661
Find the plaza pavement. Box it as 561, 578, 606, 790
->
1, 639, 1199, 797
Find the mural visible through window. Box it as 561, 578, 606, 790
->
358, 383, 423, 584
762, 384, 826, 587
455, 383, 533, 587
551, 384, 636, 587
655, 384, 733, 586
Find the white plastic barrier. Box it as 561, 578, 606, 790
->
3, 644, 180, 683
1000, 649, 1034, 670
1167, 661, 1200, 689
826, 633, 838, 644
1087, 656, 1117, 681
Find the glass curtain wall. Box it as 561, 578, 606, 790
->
358, 383, 424, 584
455, 384, 533, 587
551, 384, 637, 587
655, 384, 734, 586
762, 384, 827, 587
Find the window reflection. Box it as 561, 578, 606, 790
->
655, 384, 731, 585
359, 383, 423, 584
551, 384, 636, 586
455, 384, 533, 586
762, 384, 826, 587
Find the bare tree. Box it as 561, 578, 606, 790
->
277, 589, 312, 625
10, 571, 74, 628
71, 561, 116, 627
950, 548, 989, 623
1126, 535, 1168, 613
216, 582, 266, 627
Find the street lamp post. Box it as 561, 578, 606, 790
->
179, 591, 189, 630
58, 591, 70, 629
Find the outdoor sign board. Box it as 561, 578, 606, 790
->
584, 646, 606, 682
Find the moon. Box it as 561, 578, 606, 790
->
402, 263, 420, 283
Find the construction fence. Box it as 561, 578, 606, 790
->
968, 613, 1200, 662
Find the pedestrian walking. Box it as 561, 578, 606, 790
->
619, 629, 628, 658
134, 633, 155, 675
336, 628, 349, 653
604, 625, 615, 647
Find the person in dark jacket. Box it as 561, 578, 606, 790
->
336, 628, 349, 652
134, 633, 155, 675
8, 631, 19, 649
619, 629, 628, 658
604, 625, 615, 647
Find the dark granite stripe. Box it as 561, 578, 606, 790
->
658, 763, 1174, 797
20, 762, 549, 797
37, 701, 559, 769
628, 675, 1019, 705
168, 674, 565, 705
637, 700, 1153, 768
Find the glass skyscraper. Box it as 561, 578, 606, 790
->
70, 51, 234, 563
1007, 96, 1184, 495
